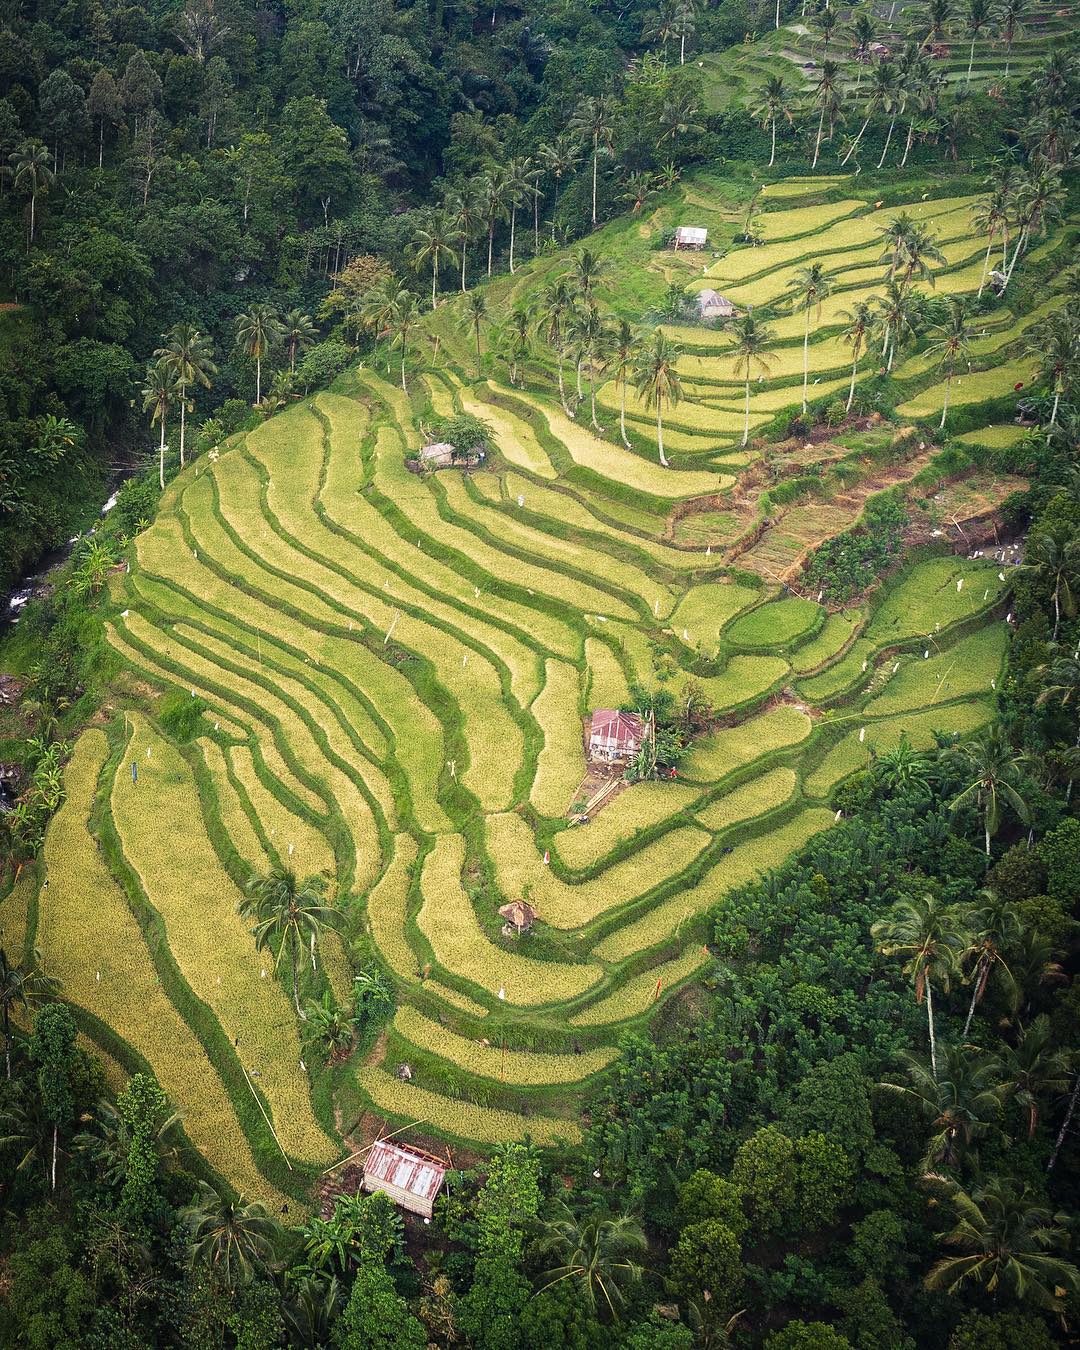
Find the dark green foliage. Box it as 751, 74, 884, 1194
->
675, 1169, 747, 1239
116, 1072, 167, 1219
666, 1219, 743, 1312
157, 690, 208, 743
766, 1321, 853, 1349
803, 494, 909, 603
334, 1262, 426, 1349
431, 412, 493, 458
945, 1310, 1058, 1350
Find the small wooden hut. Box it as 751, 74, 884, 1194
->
498, 899, 539, 935
588, 709, 645, 763
696, 289, 737, 320
362, 1139, 447, 1219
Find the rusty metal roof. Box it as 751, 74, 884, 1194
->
364, 1140, 447, 1203
589, 709, 645, 752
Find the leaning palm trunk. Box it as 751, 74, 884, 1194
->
962, 956, 990, 1037
926, 979, 938, 1080
290, 932, 302, 1018
842, 115, 872, 166
159, 418, 167, 491
900, 118, 916, 168
742, 379, 751, 446
1048, 1072, 1080, 1170
620, 378, 630, 446
509, 206, 516, 273
802, 312, 810, 412
977, 233, 994, 297
877, 116, 896, 169
656, 403, 668, 467
591, 141, 599, 227
770, 117, 777, 167
966, 37, 977, 87
940, 372, 952, 430
812, 103, 826, 168
1002, 225, 1029, 290
178, 382, 187, 466
556, 352, 571, 416
1050, 389, 1060, 427
775, 0, 780, 26
431, 258, 439, 309
52, 1123, 58, 1190
847, 348, 860, 411
589, 364, 600, 431
575, 357, 583, 401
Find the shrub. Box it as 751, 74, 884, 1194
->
295, 339, 354, 393
802, 494, 908, 603
157, 690, 208, 742
825, 400, 847, 427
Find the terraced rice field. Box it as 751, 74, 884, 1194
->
32, 164, 1029, 1192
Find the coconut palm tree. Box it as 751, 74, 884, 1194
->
842, 60, 897, 166
992, 1016, 1073, 1139
673, 0, 699, 63
878, 211, 917, 279
926, 1176, 1079, 1309
447, 182, 481, 293
633, 330, 683, 468
504, 302, 534, 387
960, 890, 1020, 1036
1016, 524, 1080, 639
963, 0, 992, 86
156, 324, 217, 467
606, 320, 640, 448
465, 289, 488, 379
182, 1181, 282, 1293
973, 183, 1012, 297
874, 280, 919, 371
503, 157, 530, 273
1027, 311, 1078, 429
873, 732, 933, 792
995, 0, 1028, 80
538, 133, 582, 243
240, 867, 336, 1018
879, 1042, 999, 1166
817, 4, 840, 57
849, 12, 877, 88
876, 67, 906, 167
360, 276, 405, 375
754, 76, 793, 168
657, 88, 705, 149
234, 303, 283, 405
730, 315, 776, 446
281, 309, 317, 372
0, 948, 54, 1081
1002, 164, 1066, 290
477, 166, 509, 279
571, 305, 612, 432
899, 224, 947, 289
927, 297, 972, 430
923, 0, 954, 41
407, 209, 453, 311
571, 247, 607, 304
810, 60, 843, 169
390, 290, 421, 392
7, 140, 53, 246
787, 263, 831, 412
536, 1201, 647, 1321
142, 358, 178, 491
538, 277, 577, 415
569, 94, 616, 229
873, 894, 967, 1079
840, 300, 874, 412
948, 725, 1031, 860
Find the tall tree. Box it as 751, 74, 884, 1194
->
0, 948, 53, 1081
182, 1181, 281, 1293
411, 210, 458, 310
448, 183, 481, 293
754, 76, 793, 168
7, 140, 54, 247
87, 69, 122, 169
948, 725, 1031, 859
787, 263, 831, 412
477, 166, 509, 279
993, 1016, 1073, 1139
30, 1002, 78, 1190
607, 320, 640, 448
281, 309, 317, 372
240, 867, 337, 1018
633, 330, 683, 468
840, 301, 874, 412
465, 290, 488, 379
538, 278, 577, 415
927, 297, 972, 430
142, 358, 178, 491
235, 304, 283, 405
391, 291, 422, 392
569, 94, 616, 229
730, 314, 776, 446
843, 61, 898, 166
1027, 310, 1078, 429
537, 1203, 647, 1320
156, 324, 216, 467
538, 134, 582, 243
810, 60, 842, 169
964, 0, 993, 87
1016, 524, 1080, 639
960, 890, 1020, 1036
872, 894, 966, 1078
996, 0, 1029, 80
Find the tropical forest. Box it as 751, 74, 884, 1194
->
0, 0, 1079, 1344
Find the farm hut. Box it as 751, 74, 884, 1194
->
696, 289, 737, 320
499, 899, 539, 934
588, 709, 645, 763
673, 226, 708, 250
868, 41, 892, 58
362, 1139, 447, 1219
420, 442, 455, 468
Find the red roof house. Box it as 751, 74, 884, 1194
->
362, 1139, 447, 1219
588, 709, 645, 763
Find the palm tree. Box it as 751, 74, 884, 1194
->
993, 1016, 1073, 1139
156, 323, 217, 468
924, 0, 954, 41
963, 0, 992, 87
673, 0, 699, 63
465, 290, 488, 379
787, 263, 831, 413
360, 276, 405, 375
239, 867, 337, 1018
874, 280, 918, 372
657, 89, 705, 148
569, 94, 615, 229
477, 166, 509, 279
536, 1201, 647, 1321
390, 291, 421, 392
142, 358, 178, 491
633, 330, 683, 468
607, 320, 640, 448
873, 732, 932, 792
538, 278, 577, 416
960, 890, 1020, 1036
1028, 311, 1078, 429
849, 13, 877, 88
8, 140, 54, 247
182, 1181, 282, 1293
754, 76, 793, 168
876, 67, 905, 168
234, 303, 283, 405
571, 306, 612, 431
281, 309, 317, 372
973, 182, 1012, 298
872, 894, 967, 1078
899, 224, 947, 290
730, 315, 776, 447
817, 4, 839, 56
995, 0, 1028, 81
948, 725, 1031, 860
927, 297, 972, 431
926, 1176, 1079, 1309
842, 61, 897, 166
1003, 164, 1066, 290
448, 183, 481, 293
504, 157, 530, 273
0, 948, 54, 1080
878, 211, 917, 280
539, 133, 582, 243
571, 247, 607, 304
1016, 524, 1080, 640
879, 1042, 999, 1165
504, 302, 534, 387
840, 301, 874, 412
810, 60, 842, 169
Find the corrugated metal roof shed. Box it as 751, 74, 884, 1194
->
363, 1140, 447, 1218
588, 709, 645, 761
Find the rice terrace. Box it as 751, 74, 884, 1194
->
4, 148, 1061, 1213
2, 0, 1079, 1262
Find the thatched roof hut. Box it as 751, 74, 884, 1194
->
498, 900, 539, 933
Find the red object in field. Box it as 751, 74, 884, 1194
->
1014, 382, 1024, 390
654, 977, 663, 1002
